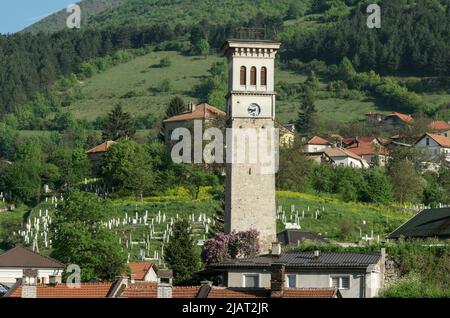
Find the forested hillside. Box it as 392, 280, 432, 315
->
1, 0, 449, 121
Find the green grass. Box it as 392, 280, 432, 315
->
67, 51, 223, 120
276, 191, 412, 241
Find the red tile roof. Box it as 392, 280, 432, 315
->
127, 262, 155, 281
283, 288, 340, 298
120, 282, 157, 298
9, 282, 115, 298
386, 112, 414, 124
86, 140, 116, 154
429, 120, 450, 131
417, 133, 450, 148
346, 142, 389, 157
207, 287, 268, 298
163, 103, 225, 123
307, 136, 331, 146
172, 286, 201, 298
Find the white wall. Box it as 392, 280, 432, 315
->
306, 144, 331, 153
0, 268, 63, 284
331, 156, 367, 168
226, 269, 384, 298
415, 137, 450, 161
144, 267, 158, 282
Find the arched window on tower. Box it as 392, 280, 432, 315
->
240, 66, 247, 86
250, 66, 257, 85
261, 67, 267, 86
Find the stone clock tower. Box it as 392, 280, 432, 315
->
222, 37, 281, 253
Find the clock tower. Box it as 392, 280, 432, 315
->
222, 36, 281, 253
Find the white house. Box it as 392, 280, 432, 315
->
0, 246, 65, 287
127, 262, 158, 282
414, 133, 450, 164
305, 136, 332, 153
207, 247, 386, 298
324, 148, 370, 168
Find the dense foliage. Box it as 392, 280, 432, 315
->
50, 190, 127, 281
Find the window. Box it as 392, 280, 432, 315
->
261, 67, 267, 86
243, 274, 259, 288
250, 67, 257, 85
240, 66, 247, 85
285, 274, 297, 288
330, 276, 350, 289
426, 138, 430, 146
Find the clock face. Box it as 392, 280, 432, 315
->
247, 103, 261, 117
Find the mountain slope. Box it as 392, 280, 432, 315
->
22, 0, 128, 33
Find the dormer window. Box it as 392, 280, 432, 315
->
240, 66, 247, 85
261, 67, 267, 86
250, 66, 257, 85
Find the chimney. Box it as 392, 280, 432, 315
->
157, 269, 173, 298
314, 250, 320, 259
270, 264, 285, 298
271, 242, 282, 258
22, 269, 38, 298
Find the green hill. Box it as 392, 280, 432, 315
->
62, 49, 392, 126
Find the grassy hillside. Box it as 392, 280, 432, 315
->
22, 0, 127, 33
60, 50, 392, 125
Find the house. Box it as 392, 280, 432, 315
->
305, 136, 332, 153
383, 112, 414, 127
275, 122, 295, 148
414, 133, 450, 164
86, 140, 116, 175
127, 262, 157, 282
323, 148, 370, 168
429, 120, 450, 137
345, 142, 390, 166
206, 245, 385, 298
389, 208, 450, 240
277, 230, 328, 246
163, 103, 226, 144
0, 246, 65, 288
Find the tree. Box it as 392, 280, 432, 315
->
102, 104, 136, 141
101, 141, 155, 197
50, 190, 127, 281
202, 230, 260, 264
164, 218, 200, 285
388, 160, 425, 203
361, 168, 393, 204
295, 91, 317, 134
195, 38, 210, 59
277, 144, 313, 192
165, 96, 186, 119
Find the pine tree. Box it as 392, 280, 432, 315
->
102, 104, 136, 141
295, 91, 316, 134
164, 218, 200, 285
165, 96, 186, 118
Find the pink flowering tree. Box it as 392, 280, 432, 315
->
202, 229, 260, 264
